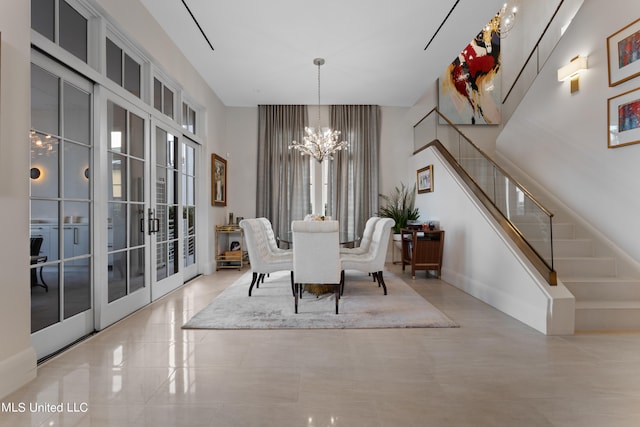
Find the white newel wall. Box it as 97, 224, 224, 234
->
411, 147, 575, 335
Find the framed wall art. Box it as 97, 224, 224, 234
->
211, 153, 227, 206
608, 86, 640, 148
607, 18, 640, 86
438, 14, 502, 125
417, 165, 433, 194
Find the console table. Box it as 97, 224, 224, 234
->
215, 225, 245, 270
400, 229, 445, 279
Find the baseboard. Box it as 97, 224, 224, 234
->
443, 267, 550, 334
0, 347, 37, 399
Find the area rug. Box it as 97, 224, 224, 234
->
183, 270, 458, 329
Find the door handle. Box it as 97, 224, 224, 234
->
148, 208, 155, 235
148, 208, 161, 235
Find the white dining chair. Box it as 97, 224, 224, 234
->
340, 217, 395, 295
340, 216, 380, 255
291, 220, 343, 314
239, 218, 293, 297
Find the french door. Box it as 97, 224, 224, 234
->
181, 137, 199, 281
97, 94, 197, 327
30, 64, 201, 358
98, 93, 151, 328
151, 123, 200, 295
150, 119, 183, 298
30, 52, 95, 359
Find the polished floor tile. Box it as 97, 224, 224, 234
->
3, 264, 640, 426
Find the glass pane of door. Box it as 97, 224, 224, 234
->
107, 100, 147, 303
154, 127, 179, 283
107, 101, 146, 302
182, 140, 197, 272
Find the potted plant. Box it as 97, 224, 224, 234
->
379, 183, 420, 249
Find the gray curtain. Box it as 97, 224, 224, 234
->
327, 105, 380, 239
256, 105, 310, 240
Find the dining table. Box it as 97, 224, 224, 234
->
277, 231, 359, 249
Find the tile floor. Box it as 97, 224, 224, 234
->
3, 264, 640, 426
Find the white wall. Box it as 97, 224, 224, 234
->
497, 0, 640, 265
379, 107, 414, 197
224, 107, 258, 220
0, 0, 38, 398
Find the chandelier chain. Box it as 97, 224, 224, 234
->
316, 60, 321, 125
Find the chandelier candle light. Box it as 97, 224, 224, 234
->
289, 58, 348, 162
485, 2, 518, 38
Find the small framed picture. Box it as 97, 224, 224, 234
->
212, 153, 227, 206
416, 165, 433, 193
608, 87, 640, 148
607, 18, 640, 86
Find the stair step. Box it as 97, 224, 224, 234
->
563, 277, 640, 301
509, 213, 548, 222
554, 256, 617, 277
552, 238, 593, 257
552, 223, 576, 239
530, 238, 593, 258
575, 301, 640, 331
576, 300, 640, 309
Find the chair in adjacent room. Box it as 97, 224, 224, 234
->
340, 217, 395, 295
30, 236, 48, 292
291, 220, 343, 314
239, 218, 293, 297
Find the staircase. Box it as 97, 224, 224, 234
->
513, 212, 640, 332
552, 221, 640, 332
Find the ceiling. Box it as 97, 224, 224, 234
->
139, 0, 506, 107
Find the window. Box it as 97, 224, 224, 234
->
31, 0, 55, 42
31, 0, 88, 63
106, 37, 142, 98
182, 102, 197, 135
153, 77, 175, 119
106, 39, 122, 85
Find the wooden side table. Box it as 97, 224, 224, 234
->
401, 229, 445, 279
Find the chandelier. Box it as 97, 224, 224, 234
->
485, 3, 518, 38
30, 130, 58, 156
289, 58, 348, 162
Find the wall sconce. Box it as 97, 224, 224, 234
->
30, 167, 41, 180
557, 55, 588, 93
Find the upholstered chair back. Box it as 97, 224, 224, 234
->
256, 217, 290, 255
367, 218, 395, 267
240, 218, 292, 275
291, 220, 341, 285
359, 217, 380, 251
341, 216, 379, 255
239, 219, 271, 271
